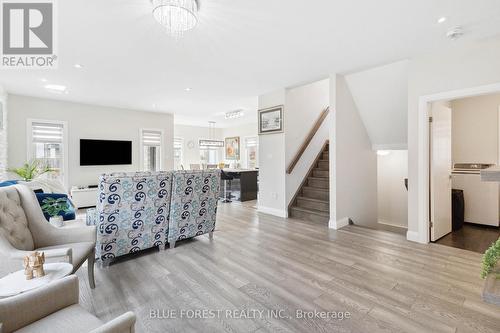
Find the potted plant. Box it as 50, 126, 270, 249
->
9, 160, 54, 181
40, 197, 72, 227
482, 238, 500, 305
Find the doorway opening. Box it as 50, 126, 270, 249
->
429, 93, 500, 253
377, 149, 408, 235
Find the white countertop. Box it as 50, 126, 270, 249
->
223, 169, 258, 173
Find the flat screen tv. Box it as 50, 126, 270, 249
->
80, 139, 132, 166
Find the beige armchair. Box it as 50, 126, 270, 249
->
0, 185, 96, 288
0, 275, 135, 333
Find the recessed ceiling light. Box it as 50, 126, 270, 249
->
40, 78, 48, 82
184, 87, 192, 92
74, 64, 84, 69
45, 84, 68, 94
437, 17, 447, 24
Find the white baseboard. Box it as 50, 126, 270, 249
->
257, 206, 288, 218
329, 217, 349, 230
378, 220, 408, 229
406, 230, 420, 243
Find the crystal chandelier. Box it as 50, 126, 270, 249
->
151, 0, 199, 37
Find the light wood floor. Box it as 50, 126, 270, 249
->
78, 202, 500, 333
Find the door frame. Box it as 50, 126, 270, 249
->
414, 82, 500, 244
429, 104, 452, 242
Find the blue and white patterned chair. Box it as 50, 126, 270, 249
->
167, 169, 221, 248
96, 172, 172, 264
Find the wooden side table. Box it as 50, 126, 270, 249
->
0, 263, 73, 298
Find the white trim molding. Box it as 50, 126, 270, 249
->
329, 217, 349, 230
406, 230, 420, 243
378, 220, 408, 230
257, 205, 288, 218
414, 81, 500, 244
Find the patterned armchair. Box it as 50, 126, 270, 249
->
168, 169, 221, 248
96, 172, 172, 264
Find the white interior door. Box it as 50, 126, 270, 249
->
430, 104, 452, 241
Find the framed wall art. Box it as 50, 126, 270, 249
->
258, 105, 283, 135
225, 136, 240, 160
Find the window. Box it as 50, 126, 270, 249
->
28, 119, 68, 188
245, 137, 258, 169
199, 139, 222, 165
174, 137, 183, 170
140, 129, 163, 172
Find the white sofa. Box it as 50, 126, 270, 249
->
0, 275, 135, 333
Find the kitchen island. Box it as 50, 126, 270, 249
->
222, 169, 258, 202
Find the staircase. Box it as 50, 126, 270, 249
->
289, 142, 330, 223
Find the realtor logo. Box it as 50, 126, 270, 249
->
1, 0, 57, 68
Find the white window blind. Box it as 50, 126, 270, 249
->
32, 122, 64, 143
174, 137, 183, 149
174, 137, 183, 170
28, 119, 67, 188
245, 137, 258, 147
142, 130, 162, 146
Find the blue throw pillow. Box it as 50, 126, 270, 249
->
35, 193, 76, 221
0, 180, 18, 187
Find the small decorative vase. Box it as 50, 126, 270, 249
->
49, 216, 64, 227
483, 264, 500, 306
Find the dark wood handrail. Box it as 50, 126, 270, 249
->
286, 107, 330, 174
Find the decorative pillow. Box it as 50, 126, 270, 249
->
0, 180, 18, 187
35, 193, 76, 221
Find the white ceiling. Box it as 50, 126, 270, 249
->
1, 0, 500, 128
345, 60, 409, 149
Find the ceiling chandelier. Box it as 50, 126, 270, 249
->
151, 0, 199, 37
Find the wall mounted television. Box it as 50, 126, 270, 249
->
80, 139, 132, 166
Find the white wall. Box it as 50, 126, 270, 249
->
451, 93, 500, 165
257, 89, 287, 217
174, 124, 224, 168
285, 79, 330, 205
221, 122, 258, 168
174, 123, 258, 169
377, 150, 408, 228
345, 60, 409, 150
8, 95, 174, 188
408, 36, 500, 243
0, 87, 7, 179
330, 74, 378, 229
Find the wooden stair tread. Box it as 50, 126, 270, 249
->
290, 206, 329, 217
308, 176, 329, 181
302, 186, 328, 192
297, 196, 329, 204
288, 140, 330, 224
